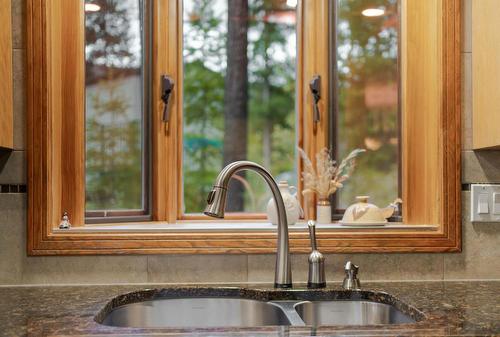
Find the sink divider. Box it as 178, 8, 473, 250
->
269, 301, 308, 326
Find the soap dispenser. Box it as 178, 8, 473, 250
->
307, 220, 326, 288
342, 261, 361, 290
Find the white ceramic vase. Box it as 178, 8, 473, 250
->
316, 200, 332, 224
266, 181, 302, 226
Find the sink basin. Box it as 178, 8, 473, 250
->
101, 297, 291, 328
294, 300, 416, 326
97, 288, 422, 328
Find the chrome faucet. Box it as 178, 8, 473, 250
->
204, 161, 292, 288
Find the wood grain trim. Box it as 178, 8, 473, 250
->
27, 0, 52, 252
0, 0, 13, 149
441, 0, 462, 251
54, 0, 85, 226
401, 0, 461, 249
401, 0, 444, 225
27, 0, 86, 237
27, 0, 461, 255
471, 0, 500, 149
43, 0, 86, 227
31, 229, 461, 254
300, 0, 330, 219
151, 0, 176, 221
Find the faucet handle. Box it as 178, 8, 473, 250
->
342, 261, 361, 290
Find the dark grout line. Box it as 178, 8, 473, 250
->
0, 184, 26, 193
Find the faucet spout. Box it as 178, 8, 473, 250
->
204, 161, 292, 288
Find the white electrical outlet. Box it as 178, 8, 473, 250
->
471, 184, 500, 222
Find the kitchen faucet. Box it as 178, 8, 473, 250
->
204, 161, 292, 288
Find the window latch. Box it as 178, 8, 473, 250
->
161, 75, 175, 126
309, 75, 321, 132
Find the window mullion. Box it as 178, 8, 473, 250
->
300, 0, 331, 220
151, 0, 182, 223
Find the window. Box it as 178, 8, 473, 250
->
331, 0, 400, 210
182, 0, 297, 215
27, 0, 461, 255
84, 0, 151, 221
82, 0, 401, 220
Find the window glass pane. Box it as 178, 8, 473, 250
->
335, 0, 400, 209
84, 0, 147, 213
183, 0, 297, 213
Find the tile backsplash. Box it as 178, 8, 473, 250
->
0, 0, 498, 285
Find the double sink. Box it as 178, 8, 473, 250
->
97, 288, 423, 328
96, 166, 423, 330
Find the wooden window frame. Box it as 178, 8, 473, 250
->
83, 0, 153, 224
26, 0, 461, 255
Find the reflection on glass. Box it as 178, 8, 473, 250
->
84, 0, 146, 212
335, 0, 400, 209
183, 0, 297, 213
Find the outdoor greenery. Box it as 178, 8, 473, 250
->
85, 0, 144, 211
83, 0, 400, 216
86, 80, 143, 210
335, 0, 400, 208
183, 0, 296, 213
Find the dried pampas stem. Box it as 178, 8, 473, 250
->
298, 147, 365, 200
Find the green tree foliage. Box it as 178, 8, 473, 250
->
85, 0, 144, 211
247, 0, 296, 178
86, 81, 142, 210
336, 0, 400, 207
183, 0, 297, 213
183, 0, 226, 213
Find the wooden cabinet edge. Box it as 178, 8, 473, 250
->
0, 0, 13, 149
472, 0, 500, 150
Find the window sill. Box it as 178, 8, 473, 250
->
52, 221, 438, 233
30, 218, 457, 255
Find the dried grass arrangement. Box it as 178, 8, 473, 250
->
298, 147, 365, 200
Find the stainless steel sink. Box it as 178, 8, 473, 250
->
294, 300, 415, 326
98, 289, 422, 329
101, 297, 291, 328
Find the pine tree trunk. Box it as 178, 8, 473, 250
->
223, 0, 249, 211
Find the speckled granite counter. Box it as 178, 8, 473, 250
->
1, 281, 498, 337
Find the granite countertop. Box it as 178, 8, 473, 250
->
1, 281, 498, 337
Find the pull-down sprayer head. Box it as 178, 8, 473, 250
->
204, 186, 227, 219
